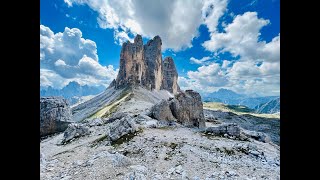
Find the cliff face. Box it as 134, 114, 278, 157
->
162, 57, 180, 94
143, 36, 163, 90
113, 34, 180, 94
116, 35, 146, 88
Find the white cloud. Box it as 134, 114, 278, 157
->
185, 63, 228, 88
183, 11, 280, 96
202, 0, 228, 33
179, 59, 279, 96
203, 12, 280, 63
113, 30, 134, 45
40, 25, 118, 89
64, 0, 228, 51
221, 60, 231, 68
190, 56, 211, 65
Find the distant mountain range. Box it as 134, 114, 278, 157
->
40, 81, 105, 104
255, 97, 280, 114
202, 88, 279, 111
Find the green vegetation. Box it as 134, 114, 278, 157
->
203, 102, 254, 113
203, 102, 280, 119
88, 89, 132, 119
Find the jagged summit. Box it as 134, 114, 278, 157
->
112, 34, 180, 94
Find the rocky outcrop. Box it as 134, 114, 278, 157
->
116, 35, 146, 88
242, 130, 271, 143
113, 34, 179, 93
170, 90, 206, 128
150, 100, 176, 121
40, 97, 73, 137
107, 115, 139, 141
61, 123, 90, 144
205, 123, 241, 137
162, 57, 180, 94
149, 90, 205, 128
143, 35, 163, 90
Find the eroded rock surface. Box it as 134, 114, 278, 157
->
40, 97, 73, 137
162, 57, 180, 94
113, 34, 179, 93
62, 123, 90, 144
150, 90, 205, 128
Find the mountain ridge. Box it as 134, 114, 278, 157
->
203, 88, 279, 109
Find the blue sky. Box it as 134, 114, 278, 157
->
40, 0, 280, 96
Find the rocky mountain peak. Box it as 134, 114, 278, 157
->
113, 34, 179, 94
134, 34, 143, 45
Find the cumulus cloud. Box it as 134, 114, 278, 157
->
180, 63, 228, 91
40, 25, 118, 89
203, 12, 280, 63
202, 0, 228, 33
221, 60, 231, 68
179, 11, 280, 96
179, 60, 279, 96
64, 0, 227, 51
190, 56, 212, 65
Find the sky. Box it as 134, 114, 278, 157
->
40, 0, 280, 96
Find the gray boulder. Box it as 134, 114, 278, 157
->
242, 130, 271, 143
40, 97, 73, 137
150, 100, 176, 121
61, 123, 90, 144
205, 123, 240, 137
149, 90, 206, 128
108, 115, 138, 141
170, 90, 206, 128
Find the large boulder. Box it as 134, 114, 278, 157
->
61, 123, 90, 144
40, 97, 73, 137
205, 123, 240, 137
242, 130, 271, 143
150, 100, 176, 121
170, 90, 206, 128
108, 115, 139, 141
149, 90, 205, 128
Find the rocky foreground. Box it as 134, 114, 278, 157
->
40, 110, 279, 180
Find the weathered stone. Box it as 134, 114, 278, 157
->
205, 123, 240, 137
87, 118, 104, 127
149, 90, 205, 128
162, 57, 180, 94
61, 123, 90, 144
40, 97, 73, 137
110, 152, 131, 167
170, 90, 206, 128
116, 35, 146, 88
242, 130, 271, 143
108, 115, 138, 141
143, 35, 163, 90
150, 100, 176, 121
